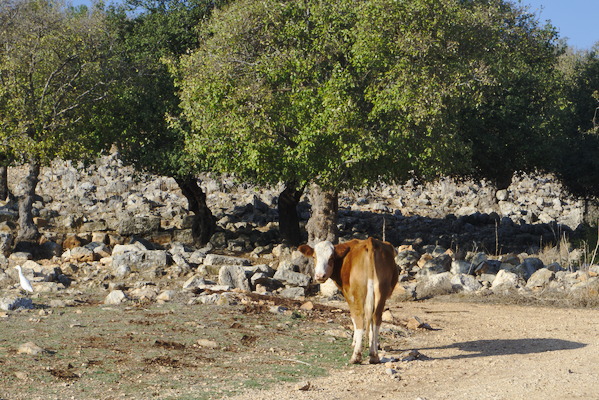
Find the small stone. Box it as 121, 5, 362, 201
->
104, 290, 128, 305
14, 371, 28, 380
401, 349, 424, 362
324, 329, 351, 339
197, 339, 218, 348
385, 368, 401, 380
406, 316, 425, 330
18, 342, 45, 355
300, 301, 314, 311
182, 275, 207, 290
157, 290, 176, 302
295, 381, 311, 391
49, 300, 67, 308
382, 309, 394, 323
319, 279, 341, 297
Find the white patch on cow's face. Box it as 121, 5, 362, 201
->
313, 241, 335, 283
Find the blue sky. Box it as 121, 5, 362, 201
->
521, 0, 599, 50
71, 0, 599, 50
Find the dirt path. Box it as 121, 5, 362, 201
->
229, 299, 599, 400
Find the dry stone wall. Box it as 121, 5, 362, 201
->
5, 153, 596, 254
2, 153, 599, 308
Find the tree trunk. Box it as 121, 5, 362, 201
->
0, 165, 9, 201
278, 183, 303, 246
306, 184, 338, 244
17, 160, 41, 242
175, 176, 216, 246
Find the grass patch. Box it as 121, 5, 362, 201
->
0, 292, 354, 400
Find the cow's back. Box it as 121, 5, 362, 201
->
337, 238, 398, 296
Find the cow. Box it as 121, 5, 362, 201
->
298, 237, 399, 364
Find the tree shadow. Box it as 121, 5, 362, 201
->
418, 338, 587, 360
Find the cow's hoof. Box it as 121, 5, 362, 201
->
369, 356, 380, 364
350, 354, 362, 364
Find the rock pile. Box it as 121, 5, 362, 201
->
0, 152, 598, 309
394, 243, 599, 300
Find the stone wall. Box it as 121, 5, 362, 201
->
5, 153, 596, 254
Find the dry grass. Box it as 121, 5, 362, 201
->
0, 291, 368, 400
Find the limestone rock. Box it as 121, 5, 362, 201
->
451, 274, 483, 292
204, 254, 250, 266
280, 287, 305, 299
319, 279, 341, 297
218, 265, 251, 291
526, 268, 555, 289
491, 270, 523, 292
104, 290, 128, 305
182, 275, 208, 290
450, 260, 473, 275
273, 269, 311, 287
18, 342, 46, 355
157, 290, 176, 302
0, 297, 34, 311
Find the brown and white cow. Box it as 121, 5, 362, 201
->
299, 237, 399, 364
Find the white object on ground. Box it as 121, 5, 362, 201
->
15, 265, 34, 293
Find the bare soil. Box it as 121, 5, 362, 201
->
229, 297, 599, 400
2, 291, 599, 400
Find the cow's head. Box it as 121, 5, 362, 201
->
298, 241, 350, 283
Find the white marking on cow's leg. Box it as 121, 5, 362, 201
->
364, 278, 376, 363
369, 324, 381, 364
350, 328, 364, 364
351, 318, 357, 347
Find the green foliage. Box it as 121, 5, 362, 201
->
177, 0, 567, 190
551, 45, 599, 196
560, 45, 599, 133
94, 0, 227, 178
0, 0, 117, 165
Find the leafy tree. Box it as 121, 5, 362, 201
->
176, 0, 568, 242
560, 44, 599, 134
0, 0, 118, 244
552, 44, 599, 197
96, 0, 228, 245
176, 0, 374, 243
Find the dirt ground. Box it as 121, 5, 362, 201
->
229, 297, 599, 400
3, 292, 599, 400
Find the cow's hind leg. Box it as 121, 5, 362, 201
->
349, 306, 364, 364
350, 325, 364, 364
368, 323, 380, 364
368, 289, 387, 364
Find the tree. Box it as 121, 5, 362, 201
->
176, 0, 568, 242
176, 0, 380, 243
95, 0, 228, 245
551, 44, 599, 197
0, 0, 117, 244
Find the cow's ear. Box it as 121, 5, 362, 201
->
298, 244, 314, 257
334, 243, 351, 259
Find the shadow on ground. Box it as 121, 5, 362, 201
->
419, 338, 587, 360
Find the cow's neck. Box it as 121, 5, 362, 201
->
329, 256, 345, 288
